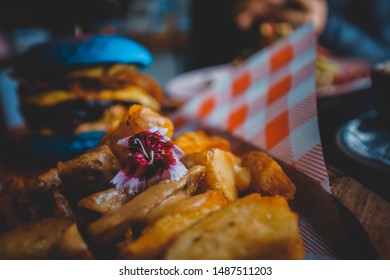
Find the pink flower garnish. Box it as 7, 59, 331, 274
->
110, 128, 187, 195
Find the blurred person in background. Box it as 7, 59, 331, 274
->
0, 0, 127, 36
190, 0, 256, 69
190, 0, 390, 69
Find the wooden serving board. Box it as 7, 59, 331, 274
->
328, 165, 390, 259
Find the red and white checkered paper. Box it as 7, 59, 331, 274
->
173, 24, 329, 190
170, 24, 356, 259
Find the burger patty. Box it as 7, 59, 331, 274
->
16, 64, 164, 135
21, 99, 137, 135
16, 64, 164, 103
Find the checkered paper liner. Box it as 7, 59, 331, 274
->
170, 24, 359, 259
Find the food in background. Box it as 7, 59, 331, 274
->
257, 22, 294, 48
258, 22, 341, 89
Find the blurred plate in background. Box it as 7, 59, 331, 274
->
336, 110, 390, 173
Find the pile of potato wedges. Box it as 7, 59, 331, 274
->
0, 105, 304, 260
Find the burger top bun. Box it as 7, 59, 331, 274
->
13, 34, 153, 76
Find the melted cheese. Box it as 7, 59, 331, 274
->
24, 86, 161, 111
25, 90, 72, 106
66, 64, 137, 79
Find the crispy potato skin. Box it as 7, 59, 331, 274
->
52, 223, 94, 260
87, 166, 206, 247
164, 194, 304, 260
119, 191, 228, 259
57, 145, 120, 200
241, 151, 296, 200
173, 131, 230, 154
224, 151, 251, 193
145, 192, 190, 224
182, 149, 239, 202
147, 190, 227, 224
0, 218, 73, 259
78, 188, 133, 214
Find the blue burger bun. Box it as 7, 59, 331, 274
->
14, 34, 153, 76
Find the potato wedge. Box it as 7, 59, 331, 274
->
52, 189, 73, 218
181, 149, 238, 202
142, 168, 203, 224
57, 145, 120, 200
87, 165, 205, 247
146, 190, 227, 224
164, 194, 304, 260
224, 152, 251, 193
119, 191, 228, 259
173, 130, 230, 154
241, 151, 296, 199
145, 191, 190, 224
33, 168, 61, 192
52, 223, 94, 260
78, 188, 133, 214
0, 217, 73, 259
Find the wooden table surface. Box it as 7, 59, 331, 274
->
328, 165, 390, 259
319, 88, 390, 259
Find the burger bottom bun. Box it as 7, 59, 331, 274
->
27, 130, 105, 164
